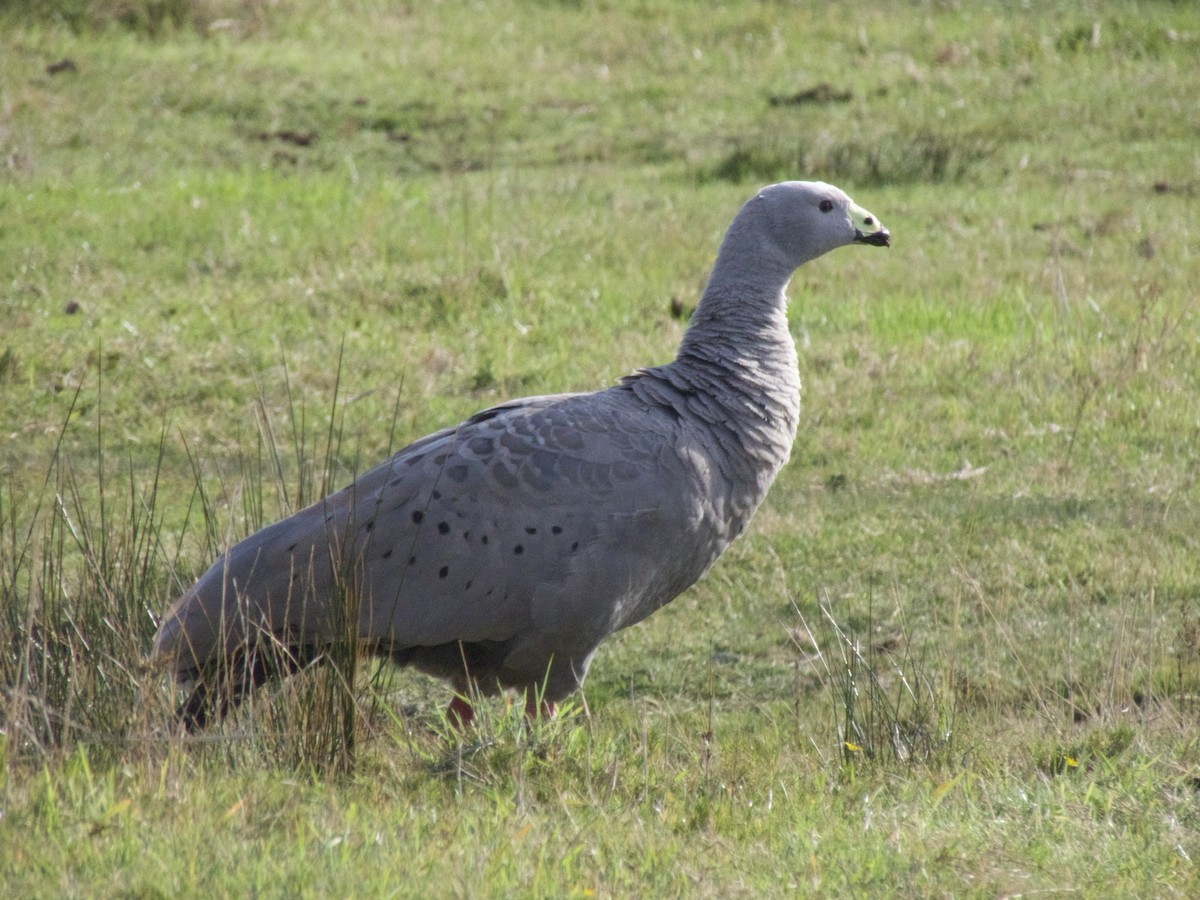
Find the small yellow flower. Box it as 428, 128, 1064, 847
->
844, 741, 861, 753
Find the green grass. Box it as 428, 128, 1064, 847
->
3, 0, 1200, 894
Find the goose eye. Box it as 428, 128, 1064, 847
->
818, 199, 834, 213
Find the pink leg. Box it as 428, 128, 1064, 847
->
447, 694, 474, 729
524, 694, 557, 722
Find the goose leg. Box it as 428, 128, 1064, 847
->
525, 694, 557, 722
446, 693, 475, 728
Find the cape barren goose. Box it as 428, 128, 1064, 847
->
153, 181, 890, 730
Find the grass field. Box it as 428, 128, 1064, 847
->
3, 0, 1200, 895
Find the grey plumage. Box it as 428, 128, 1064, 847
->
152, 181, 889, 729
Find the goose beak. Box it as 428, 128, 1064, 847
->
850, 201, 890, 247
856, 226, 890, 247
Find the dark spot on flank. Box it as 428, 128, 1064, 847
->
514, 544, 524, 555
411, 510, 424, 524
571, 542, 579, 552
525, 526, 537, 535
433, 453, 450, 465
463, 530, 471, 541
439, 565, 449, 579
389, 476, 404, 487
500, 432, 528, 454
492, 461, 519, 489
382, 549, 393, 559
481, 535, 489, 545
286, 543, 298, 553
447, 464, 469, 483
432, 490, 442, 500
405, 453, 425, 467
364, 521, 375, 532
408, 555, 417, 566
438, 521, 450, 535
465, 580, 473, 590
551, 525, 563, 535
532, 449, 557, 474
551, 425, 585, 450
468, 436, 494, 456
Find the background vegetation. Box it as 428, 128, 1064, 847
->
2, 0, 1199, 894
